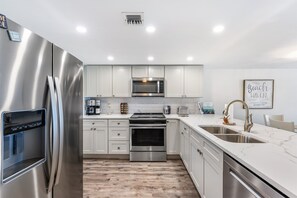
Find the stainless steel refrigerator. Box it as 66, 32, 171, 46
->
0, 17, 83, 198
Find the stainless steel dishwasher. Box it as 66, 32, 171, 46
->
223, 154, 287, 198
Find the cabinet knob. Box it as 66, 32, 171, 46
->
184, 128, 186, 130
117, 122, 120, 125
92, 123, 95, 125
117, 147, 120, 150
117, 133, 120, 136
93, 128, 96, 130
181, 132, 184, 134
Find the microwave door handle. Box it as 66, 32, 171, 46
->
54, 77, 64, 185
47, 76, 59, 193
157, 81, 160, 93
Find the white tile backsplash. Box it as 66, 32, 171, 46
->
97, 97, 201, 114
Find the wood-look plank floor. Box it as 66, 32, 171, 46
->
83, 159, 200, 198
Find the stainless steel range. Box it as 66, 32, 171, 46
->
129, 113, 167, 161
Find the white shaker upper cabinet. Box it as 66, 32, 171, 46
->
132, 66, 164, 78
184, 66, 203, 97
132, 66, 149, 77
148, 66, 164, 78
112, 66, 131, 97
85, 66, 97, 97
97, 66, 112, 97
165, 66, 184, 97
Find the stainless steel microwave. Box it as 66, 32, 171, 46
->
132, 78, 165, 97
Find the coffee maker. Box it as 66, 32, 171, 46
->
86, 98, 101, 115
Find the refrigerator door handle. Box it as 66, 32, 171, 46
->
47, 76, 60, 193
54, 77, 64, 185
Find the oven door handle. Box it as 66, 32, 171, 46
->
130, 124, 167, 128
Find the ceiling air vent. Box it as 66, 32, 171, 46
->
122, 12, 144, 25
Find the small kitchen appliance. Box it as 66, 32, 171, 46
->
177, 106, 189, 117
163, 105, 171, 114
86, 99, 101, 115
132, 78, 165, 97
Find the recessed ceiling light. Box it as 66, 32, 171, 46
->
107, 56, 114, 61
146, 26, 156, 33
187, 56, 194, 61
213, 25, 225, 33
147, 56, 154, 61
76, 25, 87, 33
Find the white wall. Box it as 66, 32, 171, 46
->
203, 68, 297, 124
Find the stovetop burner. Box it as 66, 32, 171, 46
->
130, 113, 165, 119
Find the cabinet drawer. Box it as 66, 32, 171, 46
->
191, 130, 203, 147
109, 141, 129, 154
109, 120, 129, 127
109, 128, 129, 140
203, 140, 223, 169
84, 120, 107, 128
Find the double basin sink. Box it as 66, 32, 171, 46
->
199, 126, 264, 143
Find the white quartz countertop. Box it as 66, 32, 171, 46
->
83, 113, 297, 197
83, 114, 132, 119
178, 114, 297, 198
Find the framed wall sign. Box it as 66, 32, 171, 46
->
243, 79, 274, 109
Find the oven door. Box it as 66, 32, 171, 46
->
130, 126, 166, 152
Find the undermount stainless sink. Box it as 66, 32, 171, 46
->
200, 126, 239, 135
215, 134, 264, 143
199, 125, 265, 143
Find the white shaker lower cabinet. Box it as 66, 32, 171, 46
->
93, 128, 108, 153
83, 130, 93, 154
108, 119, 129, 154
83, 120, 108, 154
166, 119, 180, 155
180, 122, 223, 198
190, 131, 204, 196
180, 122, 190, 170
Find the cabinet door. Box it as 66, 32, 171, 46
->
184, 130, 190, 171
184, 66, 203, 97
180, 128, 185, 159
93, 128, 108, 154
112, 66, 131, 97
132, 66, 148, 77
149, 66, 164, 78
204, 157, 223, 198
85, 66, 97, 97
97, 66, 112, 97
165, 66, 184, 97
190, 138, 204, 196
166, 120, 179, 155
83, 130, 94, 154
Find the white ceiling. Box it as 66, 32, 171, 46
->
2, 0, 297, 68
